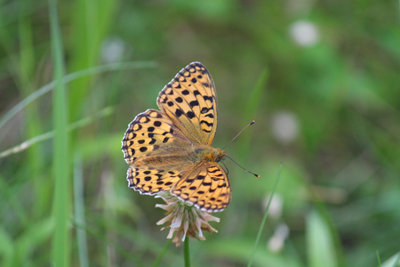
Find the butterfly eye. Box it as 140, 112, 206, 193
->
214, 153, 225, 162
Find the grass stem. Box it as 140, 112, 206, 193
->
247, 163, 283, 267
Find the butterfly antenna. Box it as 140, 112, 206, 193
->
225, 155, 260, 178
221, 161, 229, 175
222, 121, 255, 150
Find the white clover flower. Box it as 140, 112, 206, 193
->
155, 191, 220, 247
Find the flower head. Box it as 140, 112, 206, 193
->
155, 191, 220, 247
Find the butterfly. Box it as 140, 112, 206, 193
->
122, 62, 230, 212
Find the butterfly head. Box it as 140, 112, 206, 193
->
214, 148, 226, 162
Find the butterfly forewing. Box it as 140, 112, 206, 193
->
157, 62, 218, 146
171, 161, 231, 212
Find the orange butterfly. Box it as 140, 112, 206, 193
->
122, 62, 230, 212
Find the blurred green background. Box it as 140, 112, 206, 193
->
1, 0, 399, 266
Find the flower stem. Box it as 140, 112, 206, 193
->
184, 237, 191, 267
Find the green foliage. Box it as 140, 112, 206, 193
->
0, 0, 399, 266
306, 210, 338, 267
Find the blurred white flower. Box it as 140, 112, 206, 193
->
268, 235, 284, 252
267, 223, 290, 252
101, 36, 126, 63
263, 193, 283, 219
290, 20, 319, 47
271, 111, 300, 145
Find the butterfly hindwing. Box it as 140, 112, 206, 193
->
157, 62, 218, 146
171, 161, 231, 212
127, 167, 182, 195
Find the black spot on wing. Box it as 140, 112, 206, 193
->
149, 139, 156, 144
175, 109, 183, 117
201, 107, 213, 114
200, 120, 213, 127
203, 95, 213, 103
187, 111, 195, 119
196, 175, 206, 180
189, 100, 199, 107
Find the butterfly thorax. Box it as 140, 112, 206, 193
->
192, 145, 226, 163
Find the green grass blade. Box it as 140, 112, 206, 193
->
0, 226, 14, 267
0, 107, 114, 159
380, 252, 400, 267
239, 67, 269, 157
243, 67, 269, 123
377, 250, 382, 267
15, 218, 54, 266
247, 163, 282, 267
151, 238, 173, 267
306, 210, 338, 267
73, 154, 89, 267
49, 0, 70, 266
71, 220, 144, 265
67, 0, 117, 121
0, 176, 28, 224
0, 61, 156, 131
